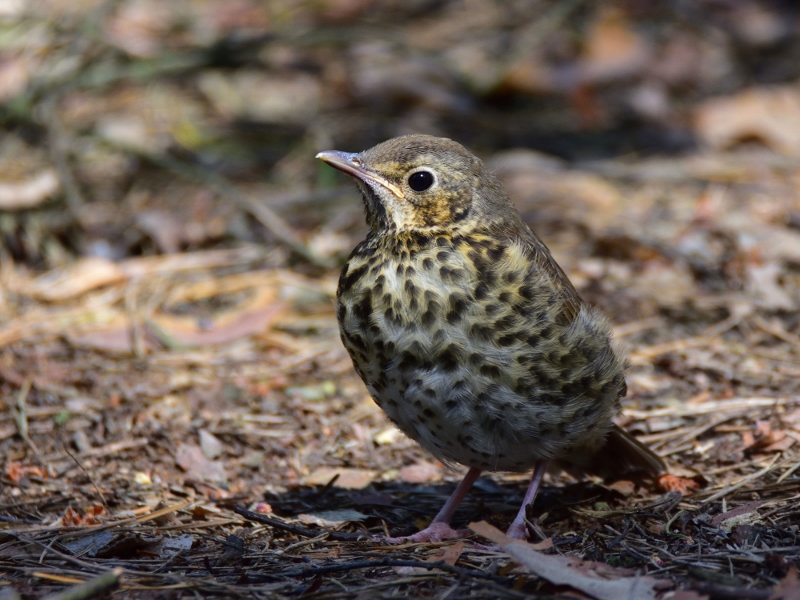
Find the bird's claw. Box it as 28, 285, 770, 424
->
378, 521, 472, 544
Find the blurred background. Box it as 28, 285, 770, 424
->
3, 0, 800, 275
2, 4, 800, 592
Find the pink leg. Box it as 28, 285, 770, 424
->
506, 460, 549, 540
384, 467, 482, 543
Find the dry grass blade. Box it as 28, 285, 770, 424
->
701, 454, 782, 504
40, 568, 122, 600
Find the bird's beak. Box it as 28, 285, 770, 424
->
316, 150, 405, 199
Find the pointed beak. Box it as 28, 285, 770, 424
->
316, 150, 405, 199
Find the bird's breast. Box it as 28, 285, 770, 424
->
336, 233, 623, 471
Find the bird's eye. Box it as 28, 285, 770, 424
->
408, 171, 435, 192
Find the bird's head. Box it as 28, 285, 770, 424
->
317, 134, 515, 235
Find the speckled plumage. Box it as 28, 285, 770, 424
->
318, 135, 664, 542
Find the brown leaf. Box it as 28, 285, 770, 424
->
0, 169, 59, 210
695, 85, 800, 155
469, 521, 666, 600
67, 322, 156, 354
710, 500, 767, 526
28, 257, 126, 301
607, 480, 636, 497
199, 430, 223, 460
657, 474, 700, 495
581, 7, 651, 83
175, 443, 227, 482
769, 567, 800, 600
399, 460, 442, 483
302, 467, 376, 489
147, 290, 285, 348
439, 541, 465, 566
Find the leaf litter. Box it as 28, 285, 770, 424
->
2, 1, 800, 598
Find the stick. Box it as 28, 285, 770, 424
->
233, 506, 367, 541
41, 568, 122, 600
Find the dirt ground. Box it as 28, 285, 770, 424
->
1, 1, 800, 599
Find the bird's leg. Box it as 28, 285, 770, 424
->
506, 460, 549, 540
384, 467, 482, 543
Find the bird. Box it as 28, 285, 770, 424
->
316, 134, 665, 543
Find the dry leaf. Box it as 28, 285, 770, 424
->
658, 474, 700, 495
470, 521, 664, 600
399, 460, 442, 483
175, 443, 227, 482
302, 467, 376, 489
199, 429, 223, 460
695, 85, 800, 155
297, 509, 368, 527
769, 567, 800, 600
0, 169, 59, 210
29, 257, 126, 301
581, 7, 651, 83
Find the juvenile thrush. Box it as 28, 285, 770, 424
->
317, 135, 665, 543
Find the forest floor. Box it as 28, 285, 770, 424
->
2, 1, 800, 598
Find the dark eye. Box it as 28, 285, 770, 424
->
408, 171, 435, 192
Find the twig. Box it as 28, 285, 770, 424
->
41, 568, 122, 600
41, 438, 150, 462
233, 506, 366, 541
277, 532, 329, 555
702, 454, 782, 504
63, 448, 110, 514
11, 379, 40, 456
751, 314, 800, 351
625, 397, 793, 419
776, 458, 800, 483
629, 336, 718, 363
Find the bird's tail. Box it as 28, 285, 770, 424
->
584, 424, 666, 478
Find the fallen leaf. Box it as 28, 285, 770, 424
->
769, 566, 800, 600
199, 429, 223, 460
607, 480, 636, 497
747, 263, 795, 310
28, 257, 126, 301
302, 467, 376, 489
437, 541, 465, 566
175, 443, 227, 482
399, 460, 442, 483
743, 420, 792, 454
67, 323, 157, 354
0, 169, 59, 210
4, 462, 47, 484
581, 7, 651, 83
710, 500, 767, 532
695, 85, 800, 155
146, 290, 285, 348
710, 500, 767, 526
658, 474, 700, 495
56, 505, 106, 527
470, 521, 665, 600
394, 541, 465, 575
297, 509, 368, 527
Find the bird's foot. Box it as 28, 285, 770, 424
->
381, 521, 472, 544
505, 522, 529, 540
